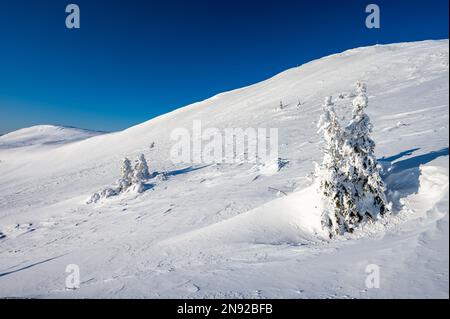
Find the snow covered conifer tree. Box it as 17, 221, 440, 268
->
133, 154, 150, 182
132, 154, 150, 193
341, 82, 390, 225
316, 96, 351, 236
119, 157, 133, 191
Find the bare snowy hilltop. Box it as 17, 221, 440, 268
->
0, 40, 448, 298
0, 125, 105, 149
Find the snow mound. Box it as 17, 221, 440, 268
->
161, 183, 328, 248
345, 156, 449, 239
402, 158, 449, 217
0, 125, 105, 149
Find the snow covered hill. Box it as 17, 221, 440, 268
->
0, 125, 104, 149
0, 40, 448, 298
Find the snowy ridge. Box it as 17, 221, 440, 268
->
0, 40, 448, 298
0, 125, 105, 149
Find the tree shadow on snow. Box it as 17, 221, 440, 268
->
164, 164, 212, 177
0, 255, 65, 278
380, 148, 421, 163
379, 147, 449, 212
140, 182, 156, 192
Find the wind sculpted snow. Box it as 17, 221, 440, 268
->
0, 40, 448, 298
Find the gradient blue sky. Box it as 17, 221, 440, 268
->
0, 0, 448, 134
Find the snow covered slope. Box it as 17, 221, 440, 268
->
0, 40, 448, 298
0, 125, 104, 149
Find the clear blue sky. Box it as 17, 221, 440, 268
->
0, 0, 448, 134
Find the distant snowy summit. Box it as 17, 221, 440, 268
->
0, 125, 106, 149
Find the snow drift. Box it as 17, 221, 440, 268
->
0, 40, 448, 298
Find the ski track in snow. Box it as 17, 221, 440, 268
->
0, 40, 448, 298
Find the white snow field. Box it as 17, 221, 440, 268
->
0, 40, 448, 298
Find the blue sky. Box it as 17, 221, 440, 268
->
0, 0, 448, 134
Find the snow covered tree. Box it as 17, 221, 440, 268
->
341, 82, 390, 226
132, 154, 150, 193
133, 154, 150, 182
87, 155, 153, 202
316, 96, 351, 236
119, 157, 133, 191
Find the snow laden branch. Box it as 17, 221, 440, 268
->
316, 82, 391, 237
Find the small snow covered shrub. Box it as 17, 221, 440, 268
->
86, 187, 119, 204
131, 153, 160, 193
317, 83, 390, 236
87, 154, 155, 203
119, 157, 133, 191
132, 154, 150, 183
259, 157, 289, 175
